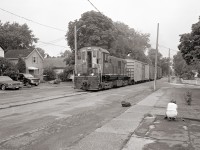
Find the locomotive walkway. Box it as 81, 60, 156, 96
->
67, 82, 200, 150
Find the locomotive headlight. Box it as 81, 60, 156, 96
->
78, 73, 80, 76
90, 73, 94, 76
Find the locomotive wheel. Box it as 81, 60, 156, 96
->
98, 84, 102, 90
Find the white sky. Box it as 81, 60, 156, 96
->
1, 0, 200, 57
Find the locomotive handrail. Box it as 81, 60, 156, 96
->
97, 64, 102, 83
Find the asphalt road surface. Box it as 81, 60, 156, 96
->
0, 80, 166, 150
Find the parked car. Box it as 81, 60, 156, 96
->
18, 73, 40, 86
0, 76, 23, 90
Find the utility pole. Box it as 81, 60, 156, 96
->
74, 24, 77, 75
154, 23, 159, 91
168, 48, 171, 83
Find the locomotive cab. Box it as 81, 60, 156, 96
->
75, 47, 109, 90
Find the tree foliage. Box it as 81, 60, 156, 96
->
66, 11, 115, 51
0, 57, 18, 79
60, 50, 72, 58
173, 51, 197, 79
35, 48, 45, 58
58, 66, 74, 81
0, 21, 38, 51
66, 11, 151, 65
160, 57, 170, 76
147, 49, 162, 66
178, 17, 200, 65
16, 57, 26, 73
43, 67, 56, 81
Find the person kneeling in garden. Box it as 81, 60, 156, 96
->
165, 99, 178, 120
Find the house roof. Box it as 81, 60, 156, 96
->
5, 49, 34, 59
44, 57, 66, 69
0, 44, 5, 50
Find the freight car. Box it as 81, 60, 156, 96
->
126, 59, 148, 84
74, 46, 162, 90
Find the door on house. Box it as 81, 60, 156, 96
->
29, 70, 34, 75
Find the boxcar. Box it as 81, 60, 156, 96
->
126, 59, 144, 83
157, 66, 162, 79
149, 65, 154, 81
144, 64, 150, 81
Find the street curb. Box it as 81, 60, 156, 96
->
0, 92, 88, 110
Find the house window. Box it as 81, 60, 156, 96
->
33, 57, 37, 63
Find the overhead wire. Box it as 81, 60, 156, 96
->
86, 0, 121, 33
36, 37, 66, 47
37, 41, 68, 49
0, 8, 68, 49
0, 7, 66, 32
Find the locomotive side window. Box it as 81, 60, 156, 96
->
82, 51, 86, 60
97, 51, 100, 64
93, 50, 96, 57
78, 51, 81, 59
104, 53, 108, 62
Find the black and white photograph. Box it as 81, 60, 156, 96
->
0, 0, 200, 149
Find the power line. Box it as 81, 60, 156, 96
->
37, 41, 68, 49
36, 37, 66, 47
86, 0, 121, 33
87, 0, 102, 13
0, 7, 66, 32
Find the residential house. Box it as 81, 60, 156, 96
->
44, 57, 66, 75
5, 49, 44, 79
0, 45, 4, 57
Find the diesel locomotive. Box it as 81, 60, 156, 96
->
74, 46, 162, 90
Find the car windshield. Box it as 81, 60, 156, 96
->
23, 74, 34, 78
0, 76, 13, 82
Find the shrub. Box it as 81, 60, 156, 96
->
43, 67, 56, 81
16, 57, 26, 73
58, 66, 74, 82
0, 57, 18, 80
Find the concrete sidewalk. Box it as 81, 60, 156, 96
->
67, 85, 200, 150
67, 88, 165, 150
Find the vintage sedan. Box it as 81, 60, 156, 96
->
0, 76, 23, 90
18, 73, 40, 86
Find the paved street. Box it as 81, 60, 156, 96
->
0, 78, 200, 150
0, 80, 156, 150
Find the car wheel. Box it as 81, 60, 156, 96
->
1, 85, 6, 90
25, 82, 29, 86
35, 83, 39, 86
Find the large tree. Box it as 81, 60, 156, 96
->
110, 22, 150, 61
147, 48, 162, 66
66, 11, 151, 66
66, 11, 115, 51
178, 17, 200, 65
173, 51, 198, 79
160, 57, 170, 76
0, 21, 38, 51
